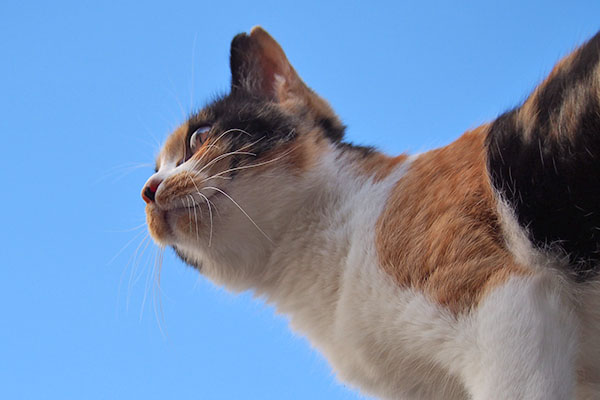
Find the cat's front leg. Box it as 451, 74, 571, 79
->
461, 274, 578, 400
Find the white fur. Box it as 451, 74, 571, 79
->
461, 275, 578, 400
493, 195, 600, 400
156, 143, 600, 399
576, 279, 600, 399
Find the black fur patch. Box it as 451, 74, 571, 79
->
537, 33, 600, 119
487, 32, 600, 281
318, 117, 345, 142
187, 93, 298, 162
487, 101, 600, 281
230, 33, 260, 94
336, 141, 376, 158
186, 77, 349, 162
173, 246, 202, 271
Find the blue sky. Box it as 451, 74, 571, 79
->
2, 1, 600, 399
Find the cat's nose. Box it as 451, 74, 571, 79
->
142, 177, 162, 204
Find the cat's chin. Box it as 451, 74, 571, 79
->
146, 202, 213, 248
145, 203, 177, 246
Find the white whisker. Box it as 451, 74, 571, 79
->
153, 246, 167, 337
130, 234, 152, 287
186, 129, 244, 171
140, 243, 157, 321
190, 32, 198, 110
191, 130, 261, 166
236, 135, 265, 150
116, 232, 149, 313
187, 133, 264, 175
203, 186, 273, 243
189, 194, 200, 242
108, 228, 147, 266
205, 129, 234, 150
166, 77, 187, 120
184, 197, 192, 234
220, 128, 253, 137
96, 162, 154, 184
135, 113, 163, 151
197, 192, 214, 247
185, 176, 207, 244
188, 143, 223, 170
128, 233, 152, 311
202, 155, 286, 181
192, 150, 257, 178
200, 144, 298, 183
104, 222, 148, 234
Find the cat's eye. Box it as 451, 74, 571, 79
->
190, 125, 211, 153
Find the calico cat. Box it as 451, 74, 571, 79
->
142, 27, 600, 400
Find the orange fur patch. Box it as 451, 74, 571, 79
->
145, 204, 171, 244
155, 170, 198, 206
376, 127, 530, 313
359, 153, 409, 182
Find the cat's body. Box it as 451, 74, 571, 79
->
142, 27, 600, 399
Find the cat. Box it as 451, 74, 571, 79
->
142, 26, 600, 400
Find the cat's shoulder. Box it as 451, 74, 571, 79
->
375, 127, 531, 313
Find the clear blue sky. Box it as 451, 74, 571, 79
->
2, 1, 599, 399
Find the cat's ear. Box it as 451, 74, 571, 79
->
229, 27, 307, 102
230, 27, 345, 141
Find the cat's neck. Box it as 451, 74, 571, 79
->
252, 144, 412, 344
180, 142, 412, 344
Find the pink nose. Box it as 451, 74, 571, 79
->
142, 177, 162, 204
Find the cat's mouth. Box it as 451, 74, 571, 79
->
146, 192, 221, 246
152, 188, 221, 213
167, 191, 221, 214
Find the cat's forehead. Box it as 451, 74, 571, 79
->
193, 93, 274, 121
157, 96, 239, 162
158, 94, 281, 165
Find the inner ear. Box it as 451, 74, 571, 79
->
230, 27, 302, 101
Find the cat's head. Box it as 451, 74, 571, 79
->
142, 27, 344, 284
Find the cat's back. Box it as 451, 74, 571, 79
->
331, 123, 600, 399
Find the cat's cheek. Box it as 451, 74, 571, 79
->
145, 204, 174, 245
170, 211, 196, 240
